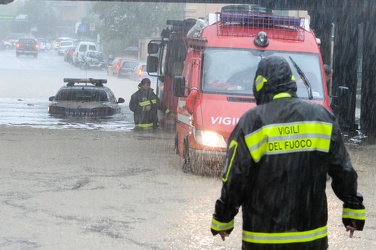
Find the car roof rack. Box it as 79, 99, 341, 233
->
63, 78, 107, 87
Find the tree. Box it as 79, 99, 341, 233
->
91, 2, 185, 55
0, 0, 19, 37
79, 15, 102, 41
11, 0, 57, 38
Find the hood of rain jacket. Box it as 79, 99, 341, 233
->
252, 56, 298, 105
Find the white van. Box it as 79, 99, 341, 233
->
72, 41, 97, 66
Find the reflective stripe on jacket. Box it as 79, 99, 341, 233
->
245, 121, 333, 162
242, 225, 327, 244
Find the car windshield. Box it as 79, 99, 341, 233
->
55, 89, 108, 102
202, 48, 324, 99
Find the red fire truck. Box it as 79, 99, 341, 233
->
147, 5, 334, 176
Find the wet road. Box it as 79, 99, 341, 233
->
0, 126, 232, 249
0, 49, 375, 249
1, 126, 375, 250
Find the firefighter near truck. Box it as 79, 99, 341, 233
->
147, 5, 349, 176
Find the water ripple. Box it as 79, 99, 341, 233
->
0, 98, 134, 131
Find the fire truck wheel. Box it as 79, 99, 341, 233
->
182, 138, 192, 173
174, 134, 179, 155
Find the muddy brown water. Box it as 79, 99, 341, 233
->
0, 126, 375, 249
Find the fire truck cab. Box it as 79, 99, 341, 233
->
147, 5, 342, 176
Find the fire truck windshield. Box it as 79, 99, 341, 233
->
202, 48, 324, 100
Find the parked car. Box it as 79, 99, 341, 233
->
118, 60, 157, 83
128, 62, 157, 82
15, 38, 39, 58
117, 60, 141, 78
57, 40, 75, 55
79, 51, 106, 70
48, 78, 125, 117
64, 46, 76, 63
52, 37, 73, 50
106, 57, 128, 76
72, 41, 97, 66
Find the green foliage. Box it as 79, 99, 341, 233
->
78, 15, 102, 41
0, 1, 19, 37
91, 2, 185, 56
10, 0, 58, 38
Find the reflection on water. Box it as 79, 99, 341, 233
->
0, 98, 134, 131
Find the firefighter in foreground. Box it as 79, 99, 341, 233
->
211, 56, 365, 249
129, 78, 170, 129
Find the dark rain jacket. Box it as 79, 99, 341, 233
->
211, 56, 365, 250
129, 84, 170, 128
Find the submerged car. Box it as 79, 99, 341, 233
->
48, 78, 125, 117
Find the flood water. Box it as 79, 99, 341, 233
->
0, 97, 134, 131
0, 49, 148, 131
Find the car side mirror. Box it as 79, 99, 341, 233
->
49, 96, 55, 101
118, 97, 125, 104
173, 76, 186, 97
147, 56, 158, 73
148, 43, 159, 54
